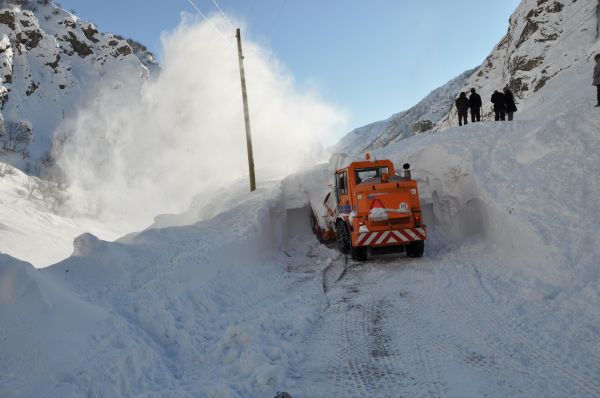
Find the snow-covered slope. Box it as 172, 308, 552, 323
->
0, 0, 151, 174
437, 0, 599, 128
0, 161, 123, 266
0, 182, 330, 397
333, 69, 474, 156
337, 0, 599, 151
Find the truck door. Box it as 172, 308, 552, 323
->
335, 170, 348, 204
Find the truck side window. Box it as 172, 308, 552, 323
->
339, 171, 348, 195
336, 171, 348, 201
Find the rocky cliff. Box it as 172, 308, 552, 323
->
0, 0, 155, 174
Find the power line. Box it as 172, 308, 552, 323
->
210, 0, 235, 30
187, 0, 233, 44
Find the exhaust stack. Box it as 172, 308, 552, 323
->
403, 163, 411, 179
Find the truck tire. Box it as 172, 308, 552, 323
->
335, 220, 351, 254
351, 246, 368, 262
406, 240, 424, 258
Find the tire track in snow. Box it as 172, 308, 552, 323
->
340, 260, 449, 397
441, 260, 600, 397
400, 258, 536, 397
378, 261, 448, 398
299, 258, 448, 397
359, 269, 418, 396
454, 261, 600, 397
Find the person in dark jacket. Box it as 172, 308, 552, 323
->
503, 87, 517, 121
491, 90, 506, 121
455, 92, 469, 126
594, 54, 600, 107
468, 88, 482, 122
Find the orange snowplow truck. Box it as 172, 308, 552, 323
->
311, 155, 426, 261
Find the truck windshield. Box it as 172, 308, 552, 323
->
355, 167, 389, 184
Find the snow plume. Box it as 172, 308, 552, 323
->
53, 14, 347, 231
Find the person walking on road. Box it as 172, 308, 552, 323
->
468, 88, 482, 122
455, 92, 469, 126
594, 54, 600, 107
491, 90, 506, 121
503, 87, 517, 121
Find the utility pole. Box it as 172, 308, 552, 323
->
235, 28, 256, 192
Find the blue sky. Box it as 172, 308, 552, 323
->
59, 0, 520, 132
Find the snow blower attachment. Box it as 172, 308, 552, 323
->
310, 155, 426, 261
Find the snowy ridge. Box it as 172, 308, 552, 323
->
0, 0, 151, 174
333, 69, 474, 156
337, 0, 599, 151
437, 0, 599, 128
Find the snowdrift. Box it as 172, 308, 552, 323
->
0, 164, 123, 266
0, 183, 333, 397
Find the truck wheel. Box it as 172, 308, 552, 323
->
335, 221, 351, 254
406, 240, 424, 258
351, 246, 368, 262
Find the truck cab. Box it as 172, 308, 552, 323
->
331, 156, 426, 261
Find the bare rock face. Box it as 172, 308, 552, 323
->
0, 0, 157, 174
411, 119, 434, 133
437, 0, 597, 129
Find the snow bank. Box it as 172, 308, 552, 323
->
373, 105, 600, 301
0, 181, 331, 397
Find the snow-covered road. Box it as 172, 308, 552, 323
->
293, 245, 600, 398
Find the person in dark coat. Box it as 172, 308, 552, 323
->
491, 90, 506, 121
468, 88, 482, 122
455, 92, 469, 126
503, 87, 517, 121
594, 54, 600, 107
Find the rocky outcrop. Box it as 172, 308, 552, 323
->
0, 0, 157, 174
411, 119, 434, 133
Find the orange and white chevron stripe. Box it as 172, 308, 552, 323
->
355, 228, 426, 247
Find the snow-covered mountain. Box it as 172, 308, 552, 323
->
437, 0, 599, 128
336, 0, 599, 153
0, 0, 154, 174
